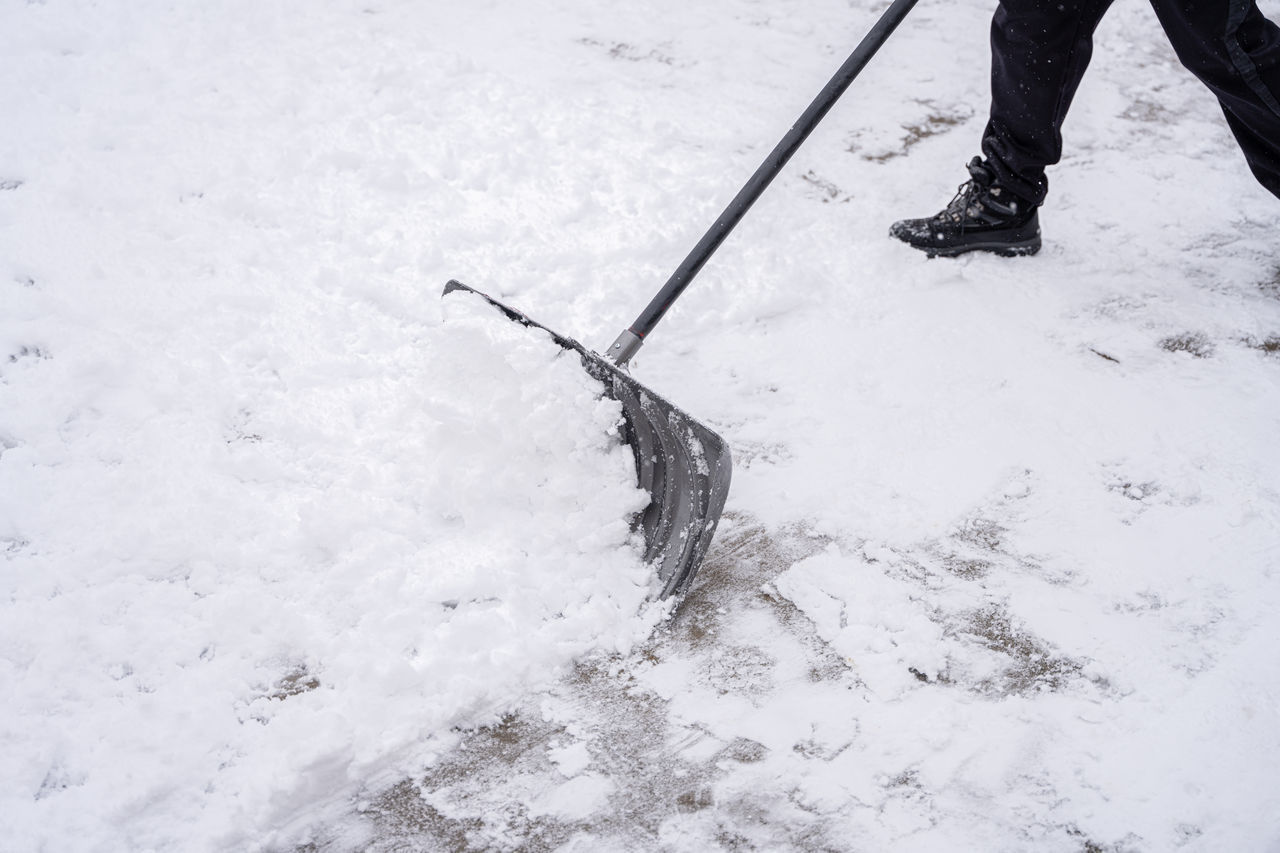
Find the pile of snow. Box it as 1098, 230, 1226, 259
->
0, 278, 660, 849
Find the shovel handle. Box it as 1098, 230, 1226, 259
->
607, 0, 921, 366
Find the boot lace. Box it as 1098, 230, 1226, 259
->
940, 158, 995, 225
936, 158, 1021, 231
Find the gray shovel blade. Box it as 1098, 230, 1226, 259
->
444, 280, 731, 599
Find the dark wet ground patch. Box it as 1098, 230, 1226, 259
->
1244, 334, 1280, 355
269, 667, 321, 701
1159, 332, 1214, 358
799, 171, 851, 203
576, 37, 678, 66
1259, 266, 1280, 299
312, 517, 837, 851
957, 605, 1095, 696
858, 102, 974, 162
300, 508, 1115, 851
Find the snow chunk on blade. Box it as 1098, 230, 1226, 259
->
444, 281, 731, 598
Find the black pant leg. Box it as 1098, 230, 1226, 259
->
982, 0, 1117, 205
1147, 0, 1280, 199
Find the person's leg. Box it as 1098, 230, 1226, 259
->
982, 0, 1117, 205
887, 0, 1115, 257
1147, 0, 1280, 198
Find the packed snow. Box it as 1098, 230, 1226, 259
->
2, 0, 1279, 850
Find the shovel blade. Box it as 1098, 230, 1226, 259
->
444, 280, 731, 598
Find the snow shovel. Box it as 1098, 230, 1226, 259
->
443, 0, 919, 598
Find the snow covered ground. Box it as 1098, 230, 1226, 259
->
2, 0, 1278, 850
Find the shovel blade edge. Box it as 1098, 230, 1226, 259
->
444, 280, 731, 598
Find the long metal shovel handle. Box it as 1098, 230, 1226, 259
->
606, 0, 921, 367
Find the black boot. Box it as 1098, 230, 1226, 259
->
890, 157, 1041, 257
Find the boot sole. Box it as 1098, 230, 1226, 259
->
923, 238, 1041, 259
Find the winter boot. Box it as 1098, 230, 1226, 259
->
889, 157, 1041, 257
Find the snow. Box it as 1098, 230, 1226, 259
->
3, 0, 1280, 850
0, 267, 662, 848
